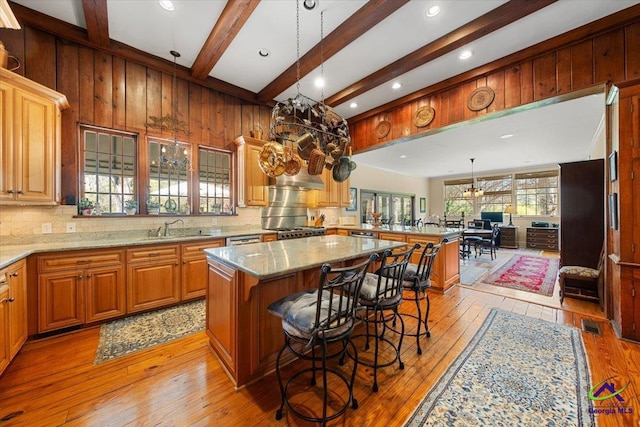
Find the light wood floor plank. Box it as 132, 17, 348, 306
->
0, 285, 638, 426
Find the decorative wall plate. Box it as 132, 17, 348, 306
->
467, 87, 495, 111
376, 120, 391, 138
414, 106, 435, 127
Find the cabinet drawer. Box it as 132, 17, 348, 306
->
127, 245, 179, 263
378, 233, 406, 242
181, 239, 224, 259
39, 250, 124, 272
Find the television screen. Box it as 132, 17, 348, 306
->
481, 211, 504, 224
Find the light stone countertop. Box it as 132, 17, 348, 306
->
204, 234, 407, 280
338, 224, 462, 238
0, 228, 271, 269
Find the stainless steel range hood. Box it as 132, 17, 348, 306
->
262, 186, 309, 229
274, 168, 325, 190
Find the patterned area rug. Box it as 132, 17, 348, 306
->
483, 254, 559, 296
405, 309, 594, 426
94, 300, 205, 364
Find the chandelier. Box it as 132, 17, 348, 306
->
265, 1, 353, 182
145, 50, 190, 170
463, 158, 484, 197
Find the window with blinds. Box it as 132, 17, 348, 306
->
477, 175, 513, 213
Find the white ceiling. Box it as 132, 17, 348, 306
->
8, 0, 636, 176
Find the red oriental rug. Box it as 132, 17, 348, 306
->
483, 255, 559, 296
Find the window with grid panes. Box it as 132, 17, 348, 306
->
477, 175, 513, 213
515, 171, 558, 216
148, 138, 190, 214
444, 179, 474, 216
198, 147, 233, 214
80, 125, 137, 214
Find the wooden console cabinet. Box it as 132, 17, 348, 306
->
126, 245, 180, 314
498, 226, 518, 248
526, 227, 559, 251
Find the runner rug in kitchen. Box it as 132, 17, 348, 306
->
94, 299, 205, 364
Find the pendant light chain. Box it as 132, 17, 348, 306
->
171, 50, 179, 144
320, 10, 324, 104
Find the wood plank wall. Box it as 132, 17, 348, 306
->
1, 27, 271, 203
347, 21, 640, 153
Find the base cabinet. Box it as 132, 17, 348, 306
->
127, 245, 180, 313
37, 250, 125, 333
181, 239, 224, 300
0, 259, 27, 375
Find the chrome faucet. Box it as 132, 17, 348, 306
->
164, 218, 184, 236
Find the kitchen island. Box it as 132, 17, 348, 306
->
204, 235, 406, 388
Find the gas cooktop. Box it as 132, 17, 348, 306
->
267, 227, 327, 240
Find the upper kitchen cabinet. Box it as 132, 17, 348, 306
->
317, 167, 350, 208
0, 68, 69, 205
234, 135, 269, 207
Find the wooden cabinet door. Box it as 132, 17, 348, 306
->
38, 270, 85, 333
245, 141, 268, 206
86, 264, 126, 323
7, 260, 27, 358
181, 239, 224, 300
0, 81, 16, 203
14, 89, 59, 203
0, 286, 10, 375
127, 261, 180, 313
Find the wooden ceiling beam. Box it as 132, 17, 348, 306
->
81, 0, 110, 48
347, 2, 640, 123
191, 0, 260, 81
325, 0, 557, 108
8, 1, 262, 105
256, 0, 409, 103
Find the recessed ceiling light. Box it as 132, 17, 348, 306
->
400, 154, 407, 159
303, 0, 317, 10
500, 133, 514, 139
159, 0, 175, 11
258, 48, 270, 58
459, 50, 473, 60
314, 77, 325, 88
392, 82, 402, 90
426, 6, 441, 17
350, 102, 358, 108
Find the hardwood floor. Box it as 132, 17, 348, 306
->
1, 285, 639, 426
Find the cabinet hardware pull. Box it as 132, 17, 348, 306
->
183, 261, 187, 264
86, 274, 92, 278
7, 189, 14, 194
10, 272, 18, 277
7, 297, 15, 303
175, 262, 179, 266
78, 275, 83, 279
17, 190, 24, 195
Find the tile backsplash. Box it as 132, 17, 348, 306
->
0, 205, 263, 238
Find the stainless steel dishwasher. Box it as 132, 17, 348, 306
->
225, 235, 262, 246
349, 230, 379, 239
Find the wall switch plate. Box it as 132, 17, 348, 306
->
66, 223, 76, 233
42, 223, 53, 234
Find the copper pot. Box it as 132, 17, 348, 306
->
283, 146, 302, 176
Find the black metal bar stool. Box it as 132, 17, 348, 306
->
267, 254, 377, 426
395, 240, 443, 355
347, 244, 419, 392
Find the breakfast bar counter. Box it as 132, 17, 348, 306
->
204, 235, 406, 388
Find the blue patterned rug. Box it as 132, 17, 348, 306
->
405, 309, 595, 426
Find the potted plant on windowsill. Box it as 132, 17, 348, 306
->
78, 198, 95, 216
147, 200, 160, 215
124, 199, 138, 215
